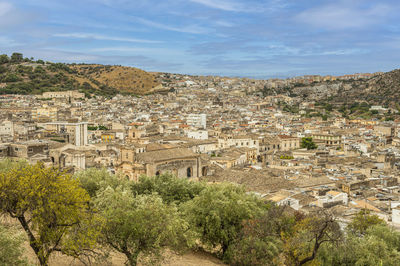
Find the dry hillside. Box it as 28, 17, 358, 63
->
0, 57, 164, 96
71, 64, 165, 95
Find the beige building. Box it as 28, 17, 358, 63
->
32, 107, 58, 121
40, 90, 85, 99
312, 133, 342, 147
44, 122, 88, 146
117, 146, 203, 181
278, 135, 300, 151
0, 120, 13, 136
374, 125, 394, 137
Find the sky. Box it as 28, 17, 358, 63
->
1, 0, 400, 78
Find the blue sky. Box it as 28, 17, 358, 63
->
1, 0, 400, 78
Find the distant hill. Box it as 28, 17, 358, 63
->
310, 69, 400, 110
0, 53, 164, 97
349, 69, 400, 108
260, 69, 400, 109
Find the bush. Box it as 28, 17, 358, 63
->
0, 225, 28, 266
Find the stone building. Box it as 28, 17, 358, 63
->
40, 90, 85, 100
117, 145, 203, 181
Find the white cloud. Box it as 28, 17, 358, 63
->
89, 46, 185, 56
0, 2, 12, 17
320, 49, 368, 56
133, 17, 209, 34
296, 2, 392, 30
0, 36, 22, 47
53, 33, 162, 44
189, 0, 244, 12
215, 20, 234, 27
188, 0, 285, 13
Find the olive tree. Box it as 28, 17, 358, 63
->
94, 187, 192, 266
181, 183, 269, 257
0, 161, 99, 266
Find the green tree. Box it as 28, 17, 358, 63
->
94, 188, 190, 266
318, 225, 400, 266
0, 225, 29, 266
131, 173, 206, 205
283, 212, 342, 265
0, 54, 9, 64
301, 137, 318, 150
10, 53, 23, 63
75, 168, 129, 198
347, 210, 385, 235
223, 205, 295, 265
0, 161, 99, 266
182, 183, 268, 257
225, 236, 281, 266
2, 73, 22, 82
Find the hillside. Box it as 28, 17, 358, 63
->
286, 69, 400, 109
0, 53, 163, 97
70, 64, 164, 95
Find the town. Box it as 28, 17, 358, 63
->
2, 70, 400, 230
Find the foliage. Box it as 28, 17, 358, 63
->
88, 125, 109, 131
181, 183, 269, 257
10, 53, 23, 63
225, 236, 281, 266
94, 189, 191, 266
280, 155, 294, 160
282, 211, 342, 265
347, 210, 385, 235
224, 205, 296, 265
0, 54, 9, 64
283, 103, 299, 114
2, 73, 22, 82
318, 224, 400, 266
301, 137, 318, 150
0, 161, 99, 266
131, 173, 206, 205
0, 225, 29, 266
75, 167, 130, 198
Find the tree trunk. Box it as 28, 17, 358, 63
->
38, 254, 50, 266
17, 215, 50, 266
125, 251, 140, 266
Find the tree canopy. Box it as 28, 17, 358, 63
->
131, 173, 206, 205
301, 137, 318, 150
182, 183, 269, 258
0, 161, 99, 266
94, 188, 191, 266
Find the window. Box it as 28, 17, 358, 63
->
187, 167, 192, 178
14, 147, 19, 151
28, 148, 33, 152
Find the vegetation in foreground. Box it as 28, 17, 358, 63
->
1, 159, 400, 266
